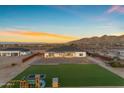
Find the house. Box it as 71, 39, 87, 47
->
104, 49, 124, 60
0, 48, 32, 56
112, 49, 124, 60
44, 45, 86, 58
118, 50, 124, 60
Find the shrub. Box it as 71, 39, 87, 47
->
109, 62, 124, 67
11, 63, 17, 66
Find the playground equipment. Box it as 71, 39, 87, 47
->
5, 80, 28, 88
5, 74, 60, 88
52, 77, 59, 88
35, 74, 41, 88
24, 74, 46, 88
20, 80, 29, 88
5, 74, 46, 88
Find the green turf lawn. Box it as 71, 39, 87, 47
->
14, 64, 124, 87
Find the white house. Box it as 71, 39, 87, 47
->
114, 49, 124, 60
0, 48, 32, 56
44, 51, 86, 58
105, 49, 124, 60
44, 46, 86, 58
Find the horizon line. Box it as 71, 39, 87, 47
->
0, 34, 123, 44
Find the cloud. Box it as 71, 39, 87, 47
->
107, 5, 124, 14
112, 32, 124, 36
0, 29, 79, 43
94, 5, 124, 22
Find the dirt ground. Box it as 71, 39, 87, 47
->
0, 56, 40, 86
31, 57, 94, 65
0, 56, 28, 69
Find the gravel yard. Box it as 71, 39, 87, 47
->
0, 56, 40, 86
31, 57, 93, 65
0, 56, 28, 69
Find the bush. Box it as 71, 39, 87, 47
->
109, 62, 124, 67
11, 63, 17, 66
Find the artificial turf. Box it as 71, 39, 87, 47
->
14, 64, 124, 87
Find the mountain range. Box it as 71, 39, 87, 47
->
68, 35, 124, 49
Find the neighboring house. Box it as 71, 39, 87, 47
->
44, 46, 86, 58
105, 49, 124, 60
115, 50, 124, 60
0, 48, 32, 56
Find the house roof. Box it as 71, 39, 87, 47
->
47, 45, 82, 52
0, 48, 30, 52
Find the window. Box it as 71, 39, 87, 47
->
65, 52, 73, 56
79, 53, 83, 56
48, 53, 54, 57
11, 53, 19, 56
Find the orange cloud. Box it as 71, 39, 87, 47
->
0, 30, 79, 43
8, 30, 77, 40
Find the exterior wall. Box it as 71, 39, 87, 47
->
119, 51, 124, 57
62, 52, 74, 58
44, 52, 54, 58
54, 53, 62, 57
119, 56, 124, 60
106, 52, 117, 58
0, 51, 20, 56
44, 52, 86, 58
118, 51, 124, 60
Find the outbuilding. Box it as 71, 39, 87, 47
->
0, 48, 32, 56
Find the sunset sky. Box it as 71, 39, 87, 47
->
0, 5, 124, 43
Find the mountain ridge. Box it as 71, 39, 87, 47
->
69, 35, 124, 44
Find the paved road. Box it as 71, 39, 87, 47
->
87, 56, 124, 79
